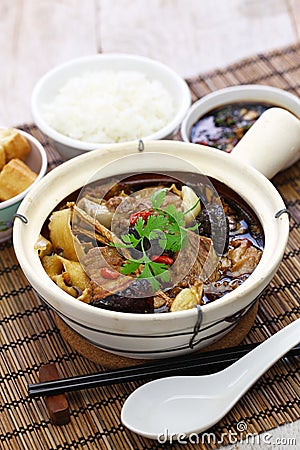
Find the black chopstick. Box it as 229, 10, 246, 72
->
28, 342, 300, 398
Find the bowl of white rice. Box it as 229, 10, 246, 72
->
31, 53, 191, 159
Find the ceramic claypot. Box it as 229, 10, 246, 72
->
13, 108, 300, 359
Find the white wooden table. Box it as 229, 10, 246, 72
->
1, 0, 299, 126
0, 1, 299, 448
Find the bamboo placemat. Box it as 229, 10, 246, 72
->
1, 43, 300, 450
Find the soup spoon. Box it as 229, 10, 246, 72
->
121, 319, 300, 440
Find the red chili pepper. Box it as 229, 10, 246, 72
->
100, 267, 120, 279
130, 211, 152, 226
151, 255, 174, 265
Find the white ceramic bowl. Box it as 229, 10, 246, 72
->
0, 129, 47, 242
13, 107, 300, 359
181, 84, 300, 169
31, 53, 191, 160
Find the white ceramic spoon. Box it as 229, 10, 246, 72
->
121, 319, 300, 440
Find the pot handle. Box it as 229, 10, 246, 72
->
230, 107, 300, 179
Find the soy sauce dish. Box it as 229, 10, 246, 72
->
13, 108, 300, 359
181, 85, 300, 170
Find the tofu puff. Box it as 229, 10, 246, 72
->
35, 207, 91, 303
0, 146, 5, 171
0, 158, 37, 201
42, 254, 91, 302
0, 128, 38, 201
0, 128, 30, 161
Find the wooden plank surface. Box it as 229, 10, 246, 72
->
100, 0, 297, 76
0, 0, 299, 125
287, 0, 300, 38
0, 0, 97, 126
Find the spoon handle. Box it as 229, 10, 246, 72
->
223, 319, 300, 399
230, 108, 300, 178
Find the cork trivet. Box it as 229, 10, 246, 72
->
54, 302, 258, 369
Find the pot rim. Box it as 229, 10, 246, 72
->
13, 140, 289, 325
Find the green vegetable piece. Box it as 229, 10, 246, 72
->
151, 188, 167, 209
112, 185, 201, 292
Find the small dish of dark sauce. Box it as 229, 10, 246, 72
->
190, 102, 271, 152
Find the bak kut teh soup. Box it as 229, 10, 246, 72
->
36, 172, 264, 314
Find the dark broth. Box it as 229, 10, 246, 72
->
41, 172, 264, 313
190, 102, 271, 152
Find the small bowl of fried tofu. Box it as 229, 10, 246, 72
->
0, 127, 47, 242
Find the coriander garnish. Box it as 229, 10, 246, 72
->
113, 188, 199, 291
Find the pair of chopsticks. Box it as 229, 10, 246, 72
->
28, 342, 300, 398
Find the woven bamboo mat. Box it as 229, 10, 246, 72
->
1, 43, 300, 450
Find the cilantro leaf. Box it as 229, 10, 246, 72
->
143, 273, 161, 292
149, 261, 169, 277
142, 214, 168, 238
113, 233, 141, 249
137, 263, 161, 292
120, 259, 141, 275
158, 270, 171, 283
134, 217, 145, 237
121, 234, 133, 244
151, 189, 167, 209
113, 241, 132, 249
113, 186, 200, 293
166, 221, 180, 235
188, 222, 200, 232
122, 234, 141, 247
138, 263, 153, 279
157, 233, 167, 250
163, 204, 185, 227
165, 232, 182, 252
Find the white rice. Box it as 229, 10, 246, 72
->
43, 70, 175, 143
